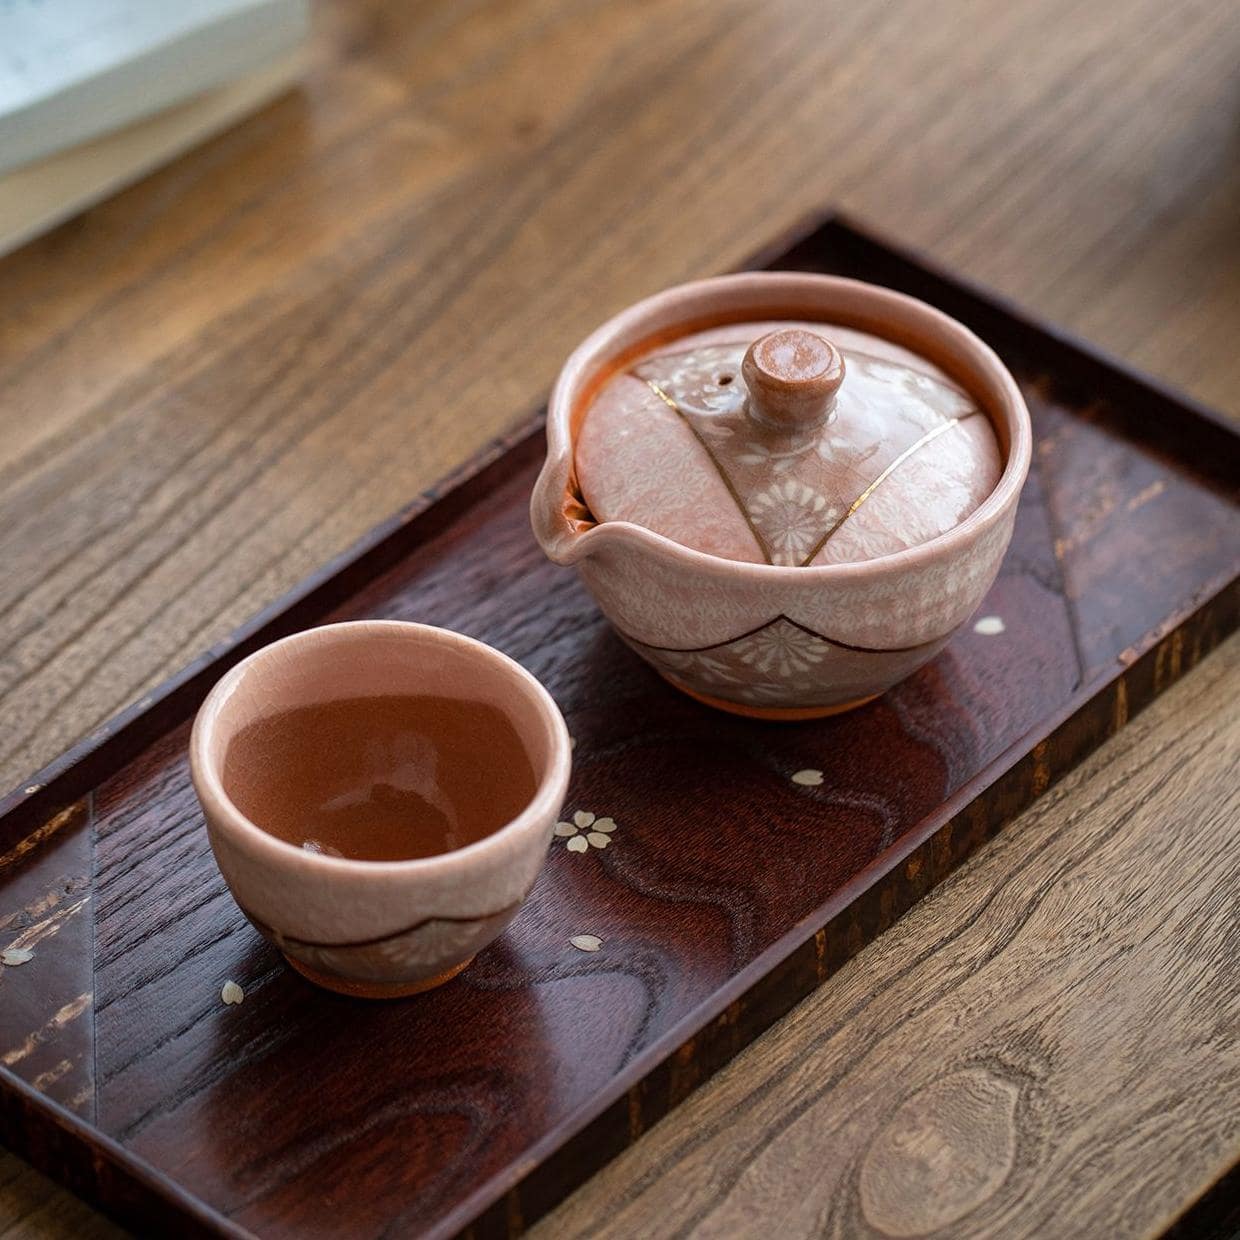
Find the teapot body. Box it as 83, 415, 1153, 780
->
569, 502, 1016, 716
531, 272, 1031, 718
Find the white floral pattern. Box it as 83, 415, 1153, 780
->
720, 678, 795, 704
635, 345, 748, 418
735, 437, 814, 474
554, 810, 616, 852
747, 481, 838, 566
635, 344, 854, 565
735, 622, 826, 676
634, 618, 847, 707
656, 648, 738, 684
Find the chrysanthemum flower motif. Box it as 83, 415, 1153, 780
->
736, 434, 816, 473
747, 481, 837, 566
553, 810, 616, 852
699, 391, 744, 414
736, 620, 825, 677
639, 348, 748, 419
690, 652, 743, 685
735, 679, 800, 703
656, 649, 740, 686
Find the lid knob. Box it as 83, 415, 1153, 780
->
741, 328, 845, 432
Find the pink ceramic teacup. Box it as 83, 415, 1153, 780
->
190, 621, 572, 999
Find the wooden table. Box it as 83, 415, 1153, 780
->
2, 1, 1237, 1235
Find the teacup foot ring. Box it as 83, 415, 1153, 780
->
284, 953, 475, 999
661, 674, 879, 721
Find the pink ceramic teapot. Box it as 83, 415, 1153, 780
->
531, 272, 1031, 719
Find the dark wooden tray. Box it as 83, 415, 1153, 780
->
1, 214, 1237, 1240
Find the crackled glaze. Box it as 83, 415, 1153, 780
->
532, 272, 1032, 717
576, 319, 1002, 566
190, 622, 572, 996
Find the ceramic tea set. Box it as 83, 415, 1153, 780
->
191, 270, 1032, 997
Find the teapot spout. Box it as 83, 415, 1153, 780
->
530, 446, 595, 566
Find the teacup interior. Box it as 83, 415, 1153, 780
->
201, 625, 558, 862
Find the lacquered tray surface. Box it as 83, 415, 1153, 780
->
1, 214, 1236, 1239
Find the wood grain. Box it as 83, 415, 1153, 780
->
2, 0, 1240, 792
3, 0, 1239, 1233
0, 1153, 122, 1240
0, 211, 1235, 1237
534, 632, 1240, 1240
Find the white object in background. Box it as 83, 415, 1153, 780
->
0, 0, 308, 176
0, 49, 304, 258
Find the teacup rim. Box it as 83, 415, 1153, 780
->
189, 620, 572, 876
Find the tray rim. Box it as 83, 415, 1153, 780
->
1, 208, 1237, 1239
0, 1070, 250, 1239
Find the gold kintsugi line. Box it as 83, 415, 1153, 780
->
644, 374, 985, 569
644, 378, 774, 564
644, 377, 682, 411
798, 412, 983, 565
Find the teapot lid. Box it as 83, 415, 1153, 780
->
574, 318, 1001, 566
